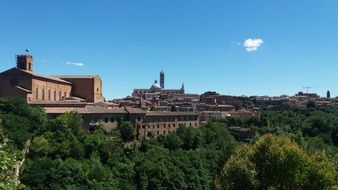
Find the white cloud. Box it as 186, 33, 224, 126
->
66, 61, 84, 67
244, 38, 264, 52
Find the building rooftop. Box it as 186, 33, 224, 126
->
44, 107, 127, 114
52, 75, 100, 79
145, 111, 198, 116
125, 107, 146, 114
13, 68, 72, 84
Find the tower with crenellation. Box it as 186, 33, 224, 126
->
16, 54, 33, 71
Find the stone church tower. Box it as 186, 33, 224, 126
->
16, 54, 33, 71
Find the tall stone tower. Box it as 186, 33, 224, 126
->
16, 54, 33, 71
181, 83, 185, 94
160, 70, 165, 88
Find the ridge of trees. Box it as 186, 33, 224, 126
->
1, 98, 338, 189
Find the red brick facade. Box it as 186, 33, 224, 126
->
0, 55, 104, 103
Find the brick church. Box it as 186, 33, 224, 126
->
0, 54, 104, 103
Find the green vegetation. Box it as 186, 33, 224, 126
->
0, 120, 17, 190
216, 134, 336, 190
1, 99, 338, 189
118, 122, 136, 142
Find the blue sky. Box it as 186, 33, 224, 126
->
1, 1, 338, 99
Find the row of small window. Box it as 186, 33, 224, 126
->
146, 116, 198, 122
91, 117, 122, 123
154, 130, 171, 135
35, 88, 69, 101
140, 122, 197, 129
142, 123, 176, 129
139, 130, 172, 138
104, 117, 121, 123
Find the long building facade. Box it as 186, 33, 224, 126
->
44, 107, 199, 140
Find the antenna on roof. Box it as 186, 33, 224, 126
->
303, 86, 310, 93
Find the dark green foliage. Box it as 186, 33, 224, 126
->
21, 156, 117, 190
118, 122, 136, 141
134, 146, 211, 190
0, 120, 18, 189
13, 101, 236, 190
307, 100, 317, 108
0, 98, 47, 148
217, 135, 337, 190
331, 126, 338, 146
2, 99, 338, 189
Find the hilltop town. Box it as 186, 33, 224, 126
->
0, 54, 336, 140
3, 1, 338, 189
2, 54, 338, 189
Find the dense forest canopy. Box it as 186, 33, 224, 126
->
1, 98, 338, 189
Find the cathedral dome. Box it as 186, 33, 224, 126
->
150, 80, 162, 90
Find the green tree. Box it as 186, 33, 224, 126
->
0, 120, 16, 190
252, 135, 310, 189
215, 146, 257, 190
118, 122, 136, 142
0, 98, 47, 148
84, 130, 105, 156
57, 111, 84, 136
30, 136, 50, 156
307, 100, 316, 109
217, 134, 337, 190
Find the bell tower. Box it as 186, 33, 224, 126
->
160, 70, 165, 88
16, 54, 33, 71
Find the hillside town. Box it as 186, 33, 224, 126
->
3, 1, 338, 189
0, 54, 335, 140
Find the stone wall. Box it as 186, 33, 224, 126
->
136, 114, 199, 139
31, 78, 72, 102
59, 76, 104, 103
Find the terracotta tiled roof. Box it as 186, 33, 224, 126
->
86, 107, 127, 114
145, 111, 198, 116
30, 100, 89, 105
12, 68, 72, 84
52, 75, 100, 79
125, 107, 146, 114
44, 107, 79, 114
44, 107, 127, 114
